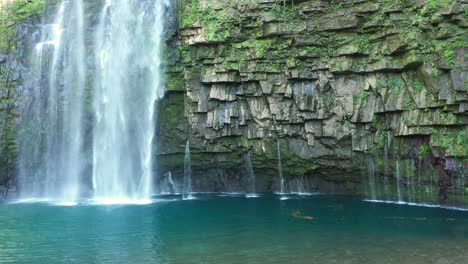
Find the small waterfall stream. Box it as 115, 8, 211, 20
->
243, 151, 257, 196
367, 157, 377, 200
183, 141, 193, 199
159, 171, 177, 194
290, 175, 311, 195
277, 139, 285, 194
396, 160, 402, 202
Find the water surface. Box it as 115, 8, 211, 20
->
1, 194, 467, 263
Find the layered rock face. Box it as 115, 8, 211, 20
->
0, 0, 44, 197
158, 0, 467, 199
0, 0, 466, 204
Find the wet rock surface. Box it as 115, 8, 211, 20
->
157, 0, 467, 201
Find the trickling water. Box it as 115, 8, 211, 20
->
367, 157, 377, 200
290, 175, 311, 194
277, 139, 285, 194
167, 172, 176, 194
244, 152, 256, 194
159, 171, 176, 194
18, 0, 171, 203
19, 0, 85, 202
183, 141, 192, 199
396, 160, 402, 202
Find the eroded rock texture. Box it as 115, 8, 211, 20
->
157, 0, 467, 196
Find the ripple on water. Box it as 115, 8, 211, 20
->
364, 199, 468, 211
1, 195, 468, 264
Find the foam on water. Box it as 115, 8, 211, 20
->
364, 199, 468, 211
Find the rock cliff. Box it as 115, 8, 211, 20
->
158, 0, 467, 202
0, 0, 467, 205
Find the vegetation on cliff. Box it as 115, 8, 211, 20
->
0, 0, 44, 196
160, 0, 467, 197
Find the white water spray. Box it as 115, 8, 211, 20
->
19, 0, 85, 202
244, 151, 256, 195
183, 141, 193, 199
277, 139, 285, 194
18, 0, 171, 204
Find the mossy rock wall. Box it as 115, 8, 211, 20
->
157, 0, 467, 198
0, 0, 44, 197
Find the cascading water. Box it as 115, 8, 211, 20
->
406, 160, 412, 202
367, 157, 377, 200
395, 160, 402, 202
91, 0, 169, 203
183, 141, 192, 199
290, 175, 310, 195
243, 151, 257, 196
19, 0, 85, 203
159, 171, 177, 194
277, 139, 285, 194
18, 0, 171, 203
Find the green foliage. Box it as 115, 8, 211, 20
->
266, 2, 298, 21
443, 49, 455, 67
387, 77, 403, 96
353, 91, 371, 106
330, 0, 344, 11
418, 144, 430, 159
175, 45, 191, 61
422, 0, 455, 13
178, 0, 234, 41
0, 118, 17, 195
405, 96, 413, 109
178, 0, 200, 28
201, 10, 230, 41
0, 0, 44, 193
413, 80, 424, 92
429, 128, 467, 157
371, 131, 388, 155
355, 34, 372, 52
235, 39, 274, 58
0, 0, 45, 50
254, 39, 273, 57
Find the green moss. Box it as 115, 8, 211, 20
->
177, 0, 200, 28
404, 96, 413, 109
0, 0, 45, 50
413, 80, 424, 91
387, 77, 403, 96
353, 91, 371, 106
370, 131, 387, 155
422, 0, 455, 13
430, 128, 468, 157
264, 2, 299, 22
355, 34, 372, 53
418, 144, 430, 159
166, 72, 186, 92
234, 39, 274, 58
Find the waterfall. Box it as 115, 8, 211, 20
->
19, 0, 85, 202
367, 157, 377, 200
244, 151, 256, 195
167, 172, 176, 194
18, 0, 171, 203
396, 160, 402, 202
183, 141, 192, 199
403, 159, 416, 203
291, 175, 310, 195
159, 171, 176, 194
91, 0, 169, 203
277, 139, 285, 194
